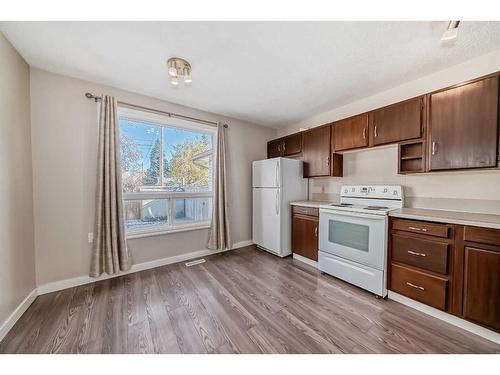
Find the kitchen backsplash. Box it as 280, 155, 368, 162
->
309, 145, 500, 215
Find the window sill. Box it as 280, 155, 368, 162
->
126, 222, 211, 240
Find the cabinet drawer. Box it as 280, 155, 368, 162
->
292, 206, 319, 217
464, 226, 500, 248
392, 218, 450, 238
390, 263, 448, 310
392, 234, 449, 274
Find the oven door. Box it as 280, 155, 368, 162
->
319, 209, 387, 270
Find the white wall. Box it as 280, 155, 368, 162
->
30, 68, 276, 286
0, 34, 36, 328
277, 49, 500, 213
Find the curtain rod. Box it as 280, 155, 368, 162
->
85, 92, 227, 128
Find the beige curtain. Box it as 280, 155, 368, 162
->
207, 123, 232, 250
90, 95, 132, 277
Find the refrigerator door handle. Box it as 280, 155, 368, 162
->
275, 161, 279, 187
276, 189, 279, 215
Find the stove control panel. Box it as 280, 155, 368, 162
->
341, 185, 403, 200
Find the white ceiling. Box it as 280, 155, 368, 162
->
2, 21, 500, 128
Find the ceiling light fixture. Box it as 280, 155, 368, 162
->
441, 21, 460, 42
167, 57, 192, 86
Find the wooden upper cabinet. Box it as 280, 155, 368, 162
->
282, 133, 302, 156
370, 97, 423, 146
332, 114, 369, 151
267, 132, 302, 158
303, 125, 331, 177
428, 76, 499, 171
267, 139, 282, 158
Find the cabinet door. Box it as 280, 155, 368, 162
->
283, 133, 302, 156
370, 97, 422, 146
332, 114, 368, 151
303, 125, 331, 177
428, 76, 499, 171
292, 214, 319, 261
267, 138, 282, 158
462, 246, 500, 331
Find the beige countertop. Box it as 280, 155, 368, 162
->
290, 200, 334, 208
389, 207, 500, 230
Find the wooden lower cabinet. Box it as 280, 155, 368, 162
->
389, 218, 500, 333
462, 246, 500, 331
390, 263, 448, 310
291, 206, 319, 261
392, 218, 450, 238
391, 234, 449, 275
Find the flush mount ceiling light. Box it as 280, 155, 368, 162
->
441, 21, 460, 42
167, 57, 192, 86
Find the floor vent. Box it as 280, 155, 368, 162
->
185, 258, 206, 267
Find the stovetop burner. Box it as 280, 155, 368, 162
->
330, 203, 353, 207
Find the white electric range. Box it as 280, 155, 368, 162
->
318, 185, 404, 297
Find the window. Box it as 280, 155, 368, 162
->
118, 107, 215, 237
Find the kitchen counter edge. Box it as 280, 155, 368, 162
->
389, 207, 500, 230
290, 200, 334, 209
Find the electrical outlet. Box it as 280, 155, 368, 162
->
88, 232, 94, 243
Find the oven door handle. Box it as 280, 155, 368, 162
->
319, 209, 387, 220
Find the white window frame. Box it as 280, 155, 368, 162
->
118, 106, 217, 239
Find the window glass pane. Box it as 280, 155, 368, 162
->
124, 199, 168, 232
119, 117, 214, 194
164, 128, 213, 193
119, 119, 163, 192
173, 197, 212, 225
119, 110, 214, 234
328, 220, 369, 252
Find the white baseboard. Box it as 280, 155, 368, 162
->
37, 240, 253, 295
292, 253, 318, 268
0, 289, 37, 342
388, 291, 500, 345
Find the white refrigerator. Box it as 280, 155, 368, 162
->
252, 157, 307, 257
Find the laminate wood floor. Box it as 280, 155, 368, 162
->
1, 246, 499, 354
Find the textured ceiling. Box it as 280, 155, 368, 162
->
2, 21, 500, 127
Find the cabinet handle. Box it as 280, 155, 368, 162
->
431, 141, 437, 156
406, 282, 425, 291
362, 128, 366, 139
374, 125, 378, 138
278, 144, 281, 152
314, 226, 318, 237
408, 250, 426, 257
408, 226, 427, 232
283, 142, 286, 151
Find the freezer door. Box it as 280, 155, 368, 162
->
252, 187, 281, 254
252, 159, 281, 188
